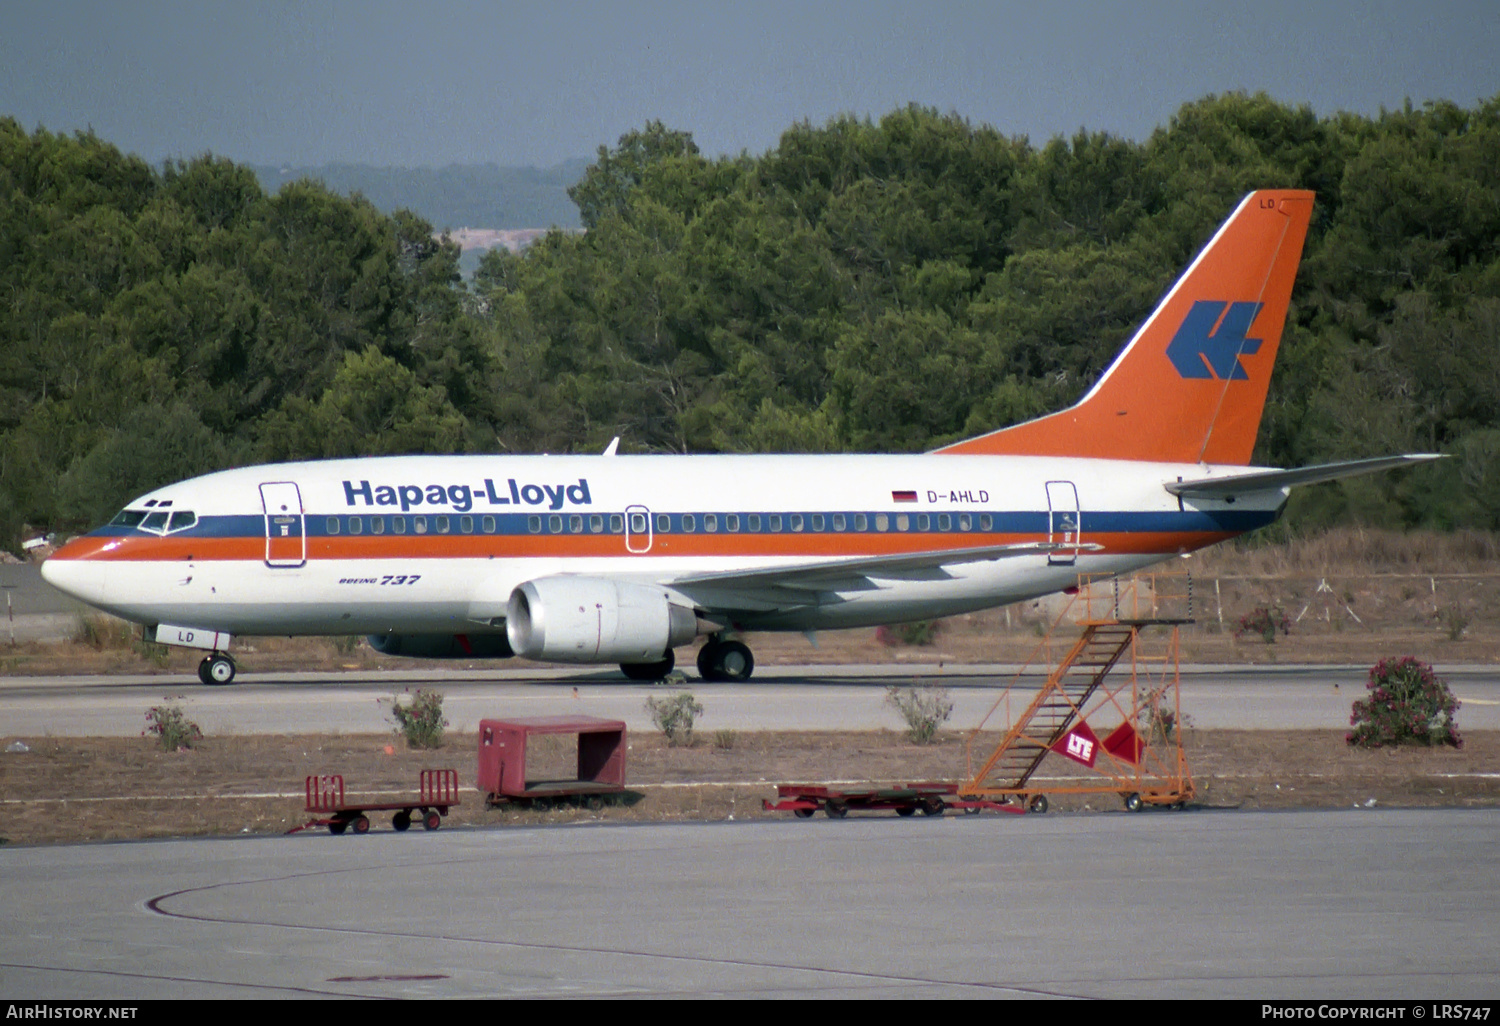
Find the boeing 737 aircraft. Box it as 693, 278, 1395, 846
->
41, 190, 1436, 685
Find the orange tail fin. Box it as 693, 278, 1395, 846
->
936, 190, 1314, 465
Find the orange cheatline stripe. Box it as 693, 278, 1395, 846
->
50, 530, 1235, 563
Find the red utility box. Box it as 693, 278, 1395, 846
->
477, 716, 627, 808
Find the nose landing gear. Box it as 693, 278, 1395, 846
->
197, 652, 237, 686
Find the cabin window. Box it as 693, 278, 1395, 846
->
482, 515, 495, 533
980, 514, 992, 531
614, 514, 628, 534
656, 514, 671, 532
141, 511, 169, 532
392, 516, 406, 534
855, 513, 868, 531
958, 513, 971, 531
548, 515, 563, 533
832, 513, 846, 531
768, 515, 782, 532
682, 514, 696, 533
810, 514, 824, 531
895, 514, 909, 531
747, 514, 761, 532
726, 514, 740, 532
167, 511, 197, 533
916, 514, 930, 531
325, 517, 340, 535
589, 514, 603, 533
371, 517, 385, 535
938, 514, 951, 531
413, 516, 427, 534
569, 514, 583, 533
436, 515, 450, 534
703, 514, 717, 533
527, 516, 541, 533
349, 517, 363, 535
460, 515, 473, 534
875, 514, 889, 532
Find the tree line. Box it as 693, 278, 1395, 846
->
2, 92, 1498, 548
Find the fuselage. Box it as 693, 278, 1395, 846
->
42, 452, 1284, 638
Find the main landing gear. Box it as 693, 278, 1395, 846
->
197, 652, 236, 686
696, 638, 754, 682
619, 637, 757, 683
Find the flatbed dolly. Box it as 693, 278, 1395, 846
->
765, 783, 1027, 819
293, 769, 460, 835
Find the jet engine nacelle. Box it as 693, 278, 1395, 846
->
506, 576, 698, 663
366, 633, 515, 659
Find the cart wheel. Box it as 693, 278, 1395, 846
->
328, 820, 347, 835
392, 811, 411, 832
1124, 793, 1143, 813
920, 798, 945, 817
352, 815, 370, 834
825, 800, 848, 819
792, 807, 816, 819
423, 811, 441, 831
1029, 794, 1049, 815
895, 805, 916, 817
586, 795, 604, 811
963, 805, 981, 816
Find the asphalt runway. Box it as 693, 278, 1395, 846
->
3, 664, 1499, 736
2, 808, 1496, 999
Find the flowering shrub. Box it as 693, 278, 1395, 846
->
389, 688, 448, 749
1347, 657, 1462, 749
144, 704, 203, 751
1235, 606, 1290, 643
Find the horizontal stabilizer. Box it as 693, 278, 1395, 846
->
1165, 455, 1444, 500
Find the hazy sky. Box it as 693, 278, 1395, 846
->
3, 1, 1498, 168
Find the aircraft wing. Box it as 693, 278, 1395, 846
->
1165, 455, 1443, 501
668, 541, 1100, 612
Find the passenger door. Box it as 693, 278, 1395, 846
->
260, 481, 306, 568
624, 504, 653, 554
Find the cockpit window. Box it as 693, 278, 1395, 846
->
111, 507, 197, 535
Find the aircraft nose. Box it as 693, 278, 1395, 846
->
40, 550, 108, 605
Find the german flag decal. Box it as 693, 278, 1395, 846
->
891, 490, 918, 503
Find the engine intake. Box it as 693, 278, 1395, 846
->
507, 577, 697, 663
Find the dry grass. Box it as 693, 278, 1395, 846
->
2, 729, 1495, 846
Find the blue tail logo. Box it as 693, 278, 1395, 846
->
1164, 301, 1264, 380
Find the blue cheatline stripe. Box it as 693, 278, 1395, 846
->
88, 506, 1278, 541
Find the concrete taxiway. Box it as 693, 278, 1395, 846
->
1, 808, 1496, 999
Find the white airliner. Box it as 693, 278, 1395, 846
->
41, 190, 1436, 685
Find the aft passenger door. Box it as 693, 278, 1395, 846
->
1045, 481, 1081, 566
260, 481, 306, 568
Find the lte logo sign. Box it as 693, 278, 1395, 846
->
1066, 734, 1094, 763
1055, 725, 1099, 768
1165, 300, 1265, 380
